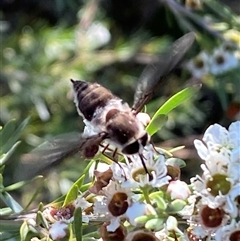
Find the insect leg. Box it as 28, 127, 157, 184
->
139, 154, 153, 180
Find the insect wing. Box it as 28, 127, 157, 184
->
133, 32, 195, 112
16, 132, 99, 180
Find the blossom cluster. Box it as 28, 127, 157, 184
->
185, 43, 239, 78
189, 121, 240, 240
34, 145, 193, 241
28, 121, 240, 241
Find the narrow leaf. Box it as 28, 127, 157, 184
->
0, 174, 3, 188
0, 141, 21, 165
146, 114, 167, 137
0, 119, 16, 149
74, 207, 82, 241
146, 85, 201, 136
36, 211, 49, 229
2, 175, 43, 192
63, 174, 85, 206
20, 221, 29, 241
0, 207, 13, 216
63, 185, 79, 207
0, 231, 21, 241
23, 177, 45, 210
2, 117, 30, 154
204, 0, 239, 25
80, 183, 92, 192
0, 192, 23, 213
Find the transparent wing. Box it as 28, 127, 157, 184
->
132, 32, 195, 112
16, 132, 101, 180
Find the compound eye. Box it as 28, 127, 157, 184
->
140, 133, 149, 147
122, 141, 139, 155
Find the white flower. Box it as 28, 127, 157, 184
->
76, 22, 111, 50
229, 121, 240, 149
188, 201, 230, 239
43, 205, 75, 223
89, 161, 110, 178
155, 216, 186, 240
223, 183, 240, 218
49, 221, 69, 240
112, 145, 170, 188
215, 219, 240, 241
194, 121, 240, 160
93, 180, 133, 232
190, 156, 238, 212
178, 195, 196, 217
189, 121, 240, 240
166, 216, 183, 234
31, 238, 42, 241
74, 196, 92, 211
210, 46, 238, 75
185, 51, 210, 78
191, 175, 227, 210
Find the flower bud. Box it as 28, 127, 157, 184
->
167, 180, 191, 200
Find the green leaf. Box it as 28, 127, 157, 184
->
82, 231, 100, 239
0, 165, 5, 174
20, 221, 29, 241
146, 85, 201, 136
145, 218, 164, 230
146, 114, 167, 137
149, 192, 167, 210
0, 192, 23, 213
165, 158, 186, 168
0, 219, 23, 231
2, 175, 43, 192
63, 159, 96, 205
0, 230, 21, 241
134, 214, 156, 225
170, 199, 186, 212
0, 141, 21, 166
63, 175, 85, 206
51, 195, 66, 205
204, 0, 239, 26
80, 183, 92, 193
1, 117, 30, 154
0, 207, 13, 216
82, 159, 97, 176
36, 211, 49, 229
74, 207, 82, 241
0, 119, 16, 146
23, 177, 45, 210
0, 174, 3, 188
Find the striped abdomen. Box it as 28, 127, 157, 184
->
71, 79, 117, 121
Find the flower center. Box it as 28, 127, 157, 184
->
108, 192, 129, 216
207, 173, 231, 196
106, 226, 126, 241
50, 204, 75, 220
132, 168, 154, 182
132, 232, 157, 241
194, 58, 205, 69
230, 230, 240, 241
200, 206, 224, 228
216, 55, 225, 65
